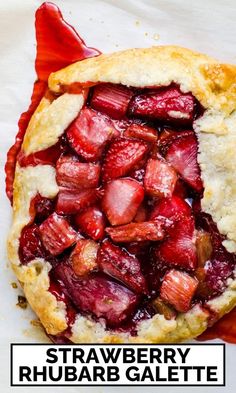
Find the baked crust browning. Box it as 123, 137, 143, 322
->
8, 45, 236, 342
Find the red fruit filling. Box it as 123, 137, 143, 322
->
97, 240, 147, 294
160, 270, 198, 313
129, 86, 195, 124
166, 134, 203, 192
144, 157, 177, 197
39, 213, 77, 255
102, 178, 144, 225
54, 263, 138, 326
56, 156, 100, 189
67, 107, 118, 161
75, 206, 106, 240
102, 137, 148, 182
16, 81, 236, 336
90, 83, 133, 119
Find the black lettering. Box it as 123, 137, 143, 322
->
108, 366, 120, 381
126, 366, 140, 381
65, 366, 77, 381
180, 366, 192, 381
168, 366, 179, 382
48, 366, 62, 382
100, 347, 121, 363
150, 348, 162, 363
58, 348, 71, 363
123, 348, 135, 363
207, 366, 218, 382
178, 347, 190, 364
78, 366, 92, 382
192, 366, 205, 382
164, 349, 176, 363
93, 367, 105, 381
137, 349, 148, 363
72, 348, 85, 363
155, 366, 167, 381
141, 366, 154, 382
19, 366, 32, 382
33, 366, 47, 382
46, 348, 58, 364
86, 348, 99, 363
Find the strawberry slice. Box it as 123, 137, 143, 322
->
70, 239, 99, 276
160, 269, 198, 312
124, 123, 158, 143
54, 263, 138, 326
102, 137, 148, 182
19, 224, 47, 263
150, 195, 191, 221
66, 107, 118, 161
97, 240, 147, 293
173, 179, 188, 199
39, 213, 77, 255
56, 156, 100, 189
102, 178, 144, 225
144, 158, 177, 197
106, 221, 164, 243
156, 215, 197, 270
158, 128, 194, 155
90, 83, 133, 119
166, 135, 203, 192
56, 188, 98, 215
75, 206, 106, 240
129, 86, 195, 124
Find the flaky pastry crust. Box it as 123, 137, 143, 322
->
8, 45, 236, 342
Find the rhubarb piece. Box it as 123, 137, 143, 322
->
66, 107, 118, 161
70, 239, 99, 276
106, 221, 164, 243
39, 213, 77, 255
160, 269, 198, 312
144, 158, 177, 197
124, 123, 158, 143
56, 156, 100, 189
152, 297, 176, 320
19, 224, 46, 263
156, 215, 197, 270
56, 188, 98, 215
166, 135, 203, 192
150, 195, 191, 221
54, 263, 138, 326
102, 137, 148, 182
102, 178, 144, 225
196, 230, 213, 267
75, 206, 106, 240
97, 240, 147, 293
90, 83, 133, 119
129, 86, 195, 124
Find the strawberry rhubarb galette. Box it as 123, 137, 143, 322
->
7, 7, 236, 343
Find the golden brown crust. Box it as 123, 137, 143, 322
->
8, 45, 236, 343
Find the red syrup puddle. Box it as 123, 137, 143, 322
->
197, 308, 236, 344
5, 2, 236, 345
5, 1, 100, 202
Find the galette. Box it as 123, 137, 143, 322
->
6, 3, 236, 343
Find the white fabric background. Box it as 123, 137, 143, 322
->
0, 0, 235, 391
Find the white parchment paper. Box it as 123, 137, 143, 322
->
0, 0, 235, 391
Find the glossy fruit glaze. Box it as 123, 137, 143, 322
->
5, 2, 236, 343
5, 2, 100, 202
